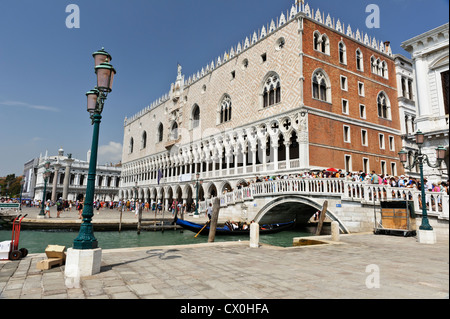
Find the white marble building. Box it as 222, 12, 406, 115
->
25, 148, 122, 203
394, 53, 419, 177
401, 23, 449, 181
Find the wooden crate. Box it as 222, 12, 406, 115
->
380, 208, 416, 231
45, 245, 66, 260
36, 258, 65, 270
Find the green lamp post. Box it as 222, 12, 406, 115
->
398, 130, 446, 231
38, 161, 51, 217
73, 48, 116, 250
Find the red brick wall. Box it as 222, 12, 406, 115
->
303, 18, 403, 175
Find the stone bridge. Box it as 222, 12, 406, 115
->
198, 179, 449, 233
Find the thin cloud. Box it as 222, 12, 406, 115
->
98, 141, 123, 164
0, 100, 60, 112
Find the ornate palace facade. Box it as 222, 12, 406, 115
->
120, 2, 404, 209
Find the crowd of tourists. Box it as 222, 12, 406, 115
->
233, 169, 449, 196
2, 169, 448, 217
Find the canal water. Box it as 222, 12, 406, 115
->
0, 226, 320, 254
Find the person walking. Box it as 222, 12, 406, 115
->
56, 198, 63, 218
45, 200, 51, 218
77, 201, 83, 219
206, 203, 213, 220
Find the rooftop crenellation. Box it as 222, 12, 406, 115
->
124, 1, 393, 126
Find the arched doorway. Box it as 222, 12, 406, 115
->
254, 195, 349, 234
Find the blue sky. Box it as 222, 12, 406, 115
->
0, 0, 448, 176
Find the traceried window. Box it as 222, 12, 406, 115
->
312, 70, 330, 102
371, 57, 388, 79
313, 31, 321, 51
220, 95, 232, 123
263, 74, 281, 108
313, 31, 330, 55
377, 92, 391, 119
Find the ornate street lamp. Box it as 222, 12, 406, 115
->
398, 130, 446, 231
38, 161, 51, 217
72, 48, 116, 250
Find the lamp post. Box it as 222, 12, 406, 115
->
19, 175, 25, 211
38, 161, 51, 217
72, 48, 116, 250
398, 130, 446, 233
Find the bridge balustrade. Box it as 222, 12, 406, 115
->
205, 178, 449, 222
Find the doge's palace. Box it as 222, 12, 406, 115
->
120, 2, 404, 211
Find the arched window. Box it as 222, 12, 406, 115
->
313, 31, 321, 51
312, 70, 330, 102
263, 74, 281, 108
171, 122, 179, 140
356, 49, 363, 71
321, 34, 329, 54
376, 59, 381, 75
313, 31, 329, 54
129, 137, 134, 154
220, 95, 232, 123
371, 56, 378, 74
339, 41, 347, 64
157, 123, 164, 143
377, 92, 391, 119
141, 131, 147, 149
381, 61, 388, 78
192, 104, 200, 128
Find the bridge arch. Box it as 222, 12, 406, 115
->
253, 195, 349, 234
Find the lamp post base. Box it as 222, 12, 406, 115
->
417, 229, 436, 244
64, 248, 102, 288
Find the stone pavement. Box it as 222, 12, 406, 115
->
0, 230, 448, 301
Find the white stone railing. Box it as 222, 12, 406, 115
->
200, 178, 449, 221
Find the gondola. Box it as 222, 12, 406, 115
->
176, 218, 295, 236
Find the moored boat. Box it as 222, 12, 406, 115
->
176, 219, 295, 236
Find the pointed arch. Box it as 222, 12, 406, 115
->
219, 94, 232, 124
339, 41, 347, 64
157, 123, 164, 143
312, 68, 331, 102
377, 91, 391, 120
261, 72, 281, 108
191, 104, 200, 129
141, 131, 147, 150
356, 49, 364, 71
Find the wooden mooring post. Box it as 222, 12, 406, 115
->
208, 198, 221, 243
315, 200, 328, 236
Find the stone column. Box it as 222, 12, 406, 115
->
62, 159, 74, 200
298, 111, 310, 169
51, 163, 61, 202
250, 222, 260, 248
413, 55, 431, 119
284, 141, 291, 169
